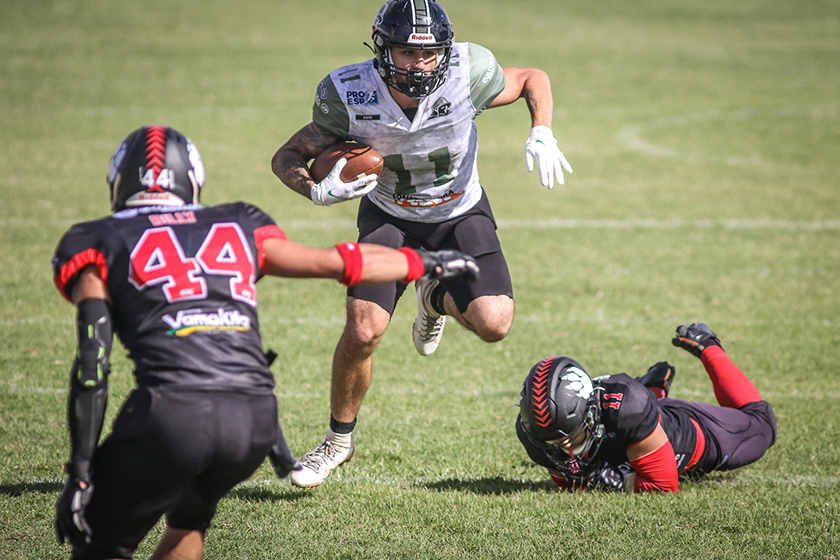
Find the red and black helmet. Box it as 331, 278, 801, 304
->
519, 356, 604, 459
107, 125, 205, 212
371, 0, 454, 98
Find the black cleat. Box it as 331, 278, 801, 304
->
635, 361, 676, 397
672, 323, 722, 358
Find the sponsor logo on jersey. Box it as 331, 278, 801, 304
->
392, 189, 464, 208
429, 98, 452, 119
318, 80, 328, 100
346, 90, 378, 106
162, 307, 251, 337
356, 114, 381, 121
482, 53, 498, 84
319, 103, 330, 114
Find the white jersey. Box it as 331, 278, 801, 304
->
312, 42, 506, 223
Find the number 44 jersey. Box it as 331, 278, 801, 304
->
52, 203, 287, 392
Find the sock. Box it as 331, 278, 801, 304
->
430, 284, 448, 316
700, 346, 762, 408
329, 416, 356, 448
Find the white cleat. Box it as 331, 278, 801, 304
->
289, 432, 354, 488
413, 277, 446, 356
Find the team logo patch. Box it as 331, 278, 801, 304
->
561, 366, 594, 399
429, 98, 451, 119
346, 90, 378, 106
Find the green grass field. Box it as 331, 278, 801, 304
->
1, 0, 839, 558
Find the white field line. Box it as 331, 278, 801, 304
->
615, 104, 840, 167
3, 218, 840, 230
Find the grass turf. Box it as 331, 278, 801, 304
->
1, 0, 838, 558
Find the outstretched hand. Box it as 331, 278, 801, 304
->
419, 250, 480, 283
525, 126, 573, 188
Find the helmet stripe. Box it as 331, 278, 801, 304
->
411, 0, 431, 31
144, 126, 167, 193
531, 357, 555, 428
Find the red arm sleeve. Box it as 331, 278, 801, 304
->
629, 440, 679, 493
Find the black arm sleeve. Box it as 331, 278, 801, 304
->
66, 298, 112, 480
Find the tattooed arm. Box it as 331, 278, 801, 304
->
487, 67, 554, 127
271, 123, 342, 200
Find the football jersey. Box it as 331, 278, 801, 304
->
52, 203, 287, 392
312, 42, 506, 223
518, 373, 699, 474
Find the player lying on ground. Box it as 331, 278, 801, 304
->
516, 323, 777, 492
271, 0, 574, 489
52, 125, 478, 560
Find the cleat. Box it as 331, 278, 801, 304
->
672, 323, 723, 358
413, 277, 446, 356
289, 432, 354, 488
635, 361, 676, 397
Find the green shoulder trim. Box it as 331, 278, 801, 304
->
468, 43, 506, 114
311, 74, 351, 139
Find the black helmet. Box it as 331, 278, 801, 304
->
519, 356, 604, 459
371, 0, 454, 98
107, 125, 205, 212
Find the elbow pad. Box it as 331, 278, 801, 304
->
67, 299, 113, 478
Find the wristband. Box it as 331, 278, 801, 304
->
335, 242, 363, 286
399, 248, 425, 284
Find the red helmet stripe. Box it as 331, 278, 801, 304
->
531, 357, 555, 428
144, 126, 168, 193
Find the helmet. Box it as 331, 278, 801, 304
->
519, 356, 604, 460
371, 0, 454, 98
107, 125, 205, 212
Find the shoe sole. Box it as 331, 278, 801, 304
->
289, 453, 354, 489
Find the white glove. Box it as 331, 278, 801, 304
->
311, 158, 378, 206
524, 126, 573, 189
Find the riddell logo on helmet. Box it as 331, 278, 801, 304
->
409, 33, 436, 42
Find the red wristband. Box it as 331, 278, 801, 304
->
336, 242, 363, 286
399, 248, 425, 284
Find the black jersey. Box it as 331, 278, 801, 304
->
52, 203, 287, 392
518, 373, 699, 474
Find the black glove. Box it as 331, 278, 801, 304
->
635, 361, 676, 397
672, 323, 722, 358
583, 460, 635, 492
419, 250, 480, 283
267, 422, 301, 479
56, 463, 94, 546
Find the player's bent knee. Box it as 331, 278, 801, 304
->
476, 321, 511, 343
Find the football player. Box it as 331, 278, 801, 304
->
271, 0, 573, 488
517, 324, 777, 492
52, 125, 478, 559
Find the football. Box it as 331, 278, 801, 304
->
310, 142, 384, 183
